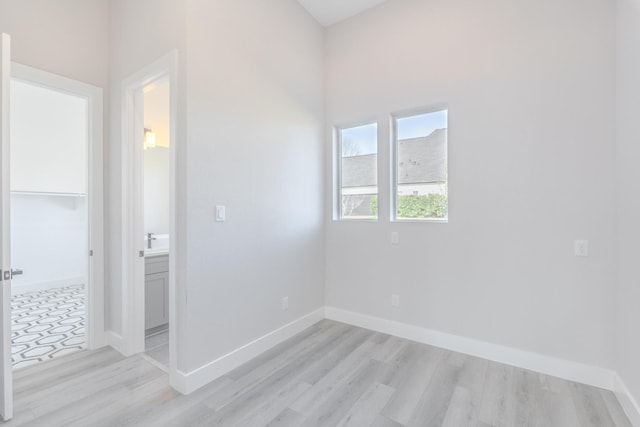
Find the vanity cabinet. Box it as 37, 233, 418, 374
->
145, 254, 169, 331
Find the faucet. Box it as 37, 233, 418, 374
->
147, 233, 157, 249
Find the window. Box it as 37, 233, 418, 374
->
337, 123, 378, 220
393, 109, 448, 221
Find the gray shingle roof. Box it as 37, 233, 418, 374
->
341, 153, 377, 188
397, 129, 447, 184
341, 129, 447, 188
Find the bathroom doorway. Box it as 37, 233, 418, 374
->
120, 52, 178, 385
9, 64, 104, 369
141, 78, 170, 369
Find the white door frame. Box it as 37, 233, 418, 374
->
10, 63, 105, 350
0, 32, 13, 422
120, 52, 178, 383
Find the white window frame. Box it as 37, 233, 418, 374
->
391, 105, 449, 223
334, 121, 379, 221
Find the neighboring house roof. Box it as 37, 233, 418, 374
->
398, 129, 447, 184
341, 129, 447, 188
342, 153, 377, 188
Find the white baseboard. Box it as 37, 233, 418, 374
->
324, 307, 617, 391
12, 276, 84, 294
107, 330, 126, 356
174, 308, 325, 395
613, 373, 640, 426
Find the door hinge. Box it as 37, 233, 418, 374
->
139, 250, 145, 258
89, 250, 94, 257
2, 270, 10, 281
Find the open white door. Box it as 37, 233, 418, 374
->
0, 33, 13, 421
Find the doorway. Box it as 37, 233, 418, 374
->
120, 52, 178, 384
141, 78, 171, 370
9, 64, 104, 368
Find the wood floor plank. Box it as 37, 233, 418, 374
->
299, 359, 388, 427
2, 321, 632, 427
380, 343, 445, 425
371, 414, 404, 427
16, 355, 162, 416
510, 368, 541, 425
478, 361, 513, 426
538, 374, 581, 427
569, 381, 617, 426
289, 338, 377, 415
601, 389, 633, 427
405, 356, 461, 427
296, 327, 374, 385
124, 377, 234, 427
266, 408, 306, 427
225, 321, 329, 381
440, 354, 488, 426
441, 386, 475, 427
66, 375, 175, 427
199, 379, 310, 426
239, 381, 311, 427
14, 347, 124, 396
206, 322, 359, 412
336, 382, 395, 427
370, 335, 410, 364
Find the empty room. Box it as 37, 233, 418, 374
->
0, 0, 639, 425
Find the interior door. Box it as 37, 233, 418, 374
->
0, 32, 13, 421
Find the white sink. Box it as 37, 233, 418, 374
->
145, 233, 169, 256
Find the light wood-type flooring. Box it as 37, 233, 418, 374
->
2, 320, 632, 426
144, 328, 169, 370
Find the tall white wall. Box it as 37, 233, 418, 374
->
10, 80, 88, 194
183, 0, 325, 371
0, 0, 109, 88
615, 0, 640, 408
108, 0, 187, 336
325, 0, 617, 369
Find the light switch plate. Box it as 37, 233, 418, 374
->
215, 205, 226, 222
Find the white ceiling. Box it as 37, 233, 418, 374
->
297, 0, 388, 27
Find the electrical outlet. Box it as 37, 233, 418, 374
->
391, 294, 400, 307
282, 296, 289, 311
575, 240, 589, 257
391, 232, 399, 245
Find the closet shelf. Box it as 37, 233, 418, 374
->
10, 191, 87, 197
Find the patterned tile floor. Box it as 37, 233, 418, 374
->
11, 284, 85, 370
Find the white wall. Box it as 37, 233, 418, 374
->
183, 0, 325, 372
0, 0, 109, 89
325, 0, 617, 370
10, 80, 87, 194
11, 195, 86, 291
615, 0, 640, 409
108, 0, 187, 336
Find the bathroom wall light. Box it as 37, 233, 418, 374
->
144, 128, 156, 149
